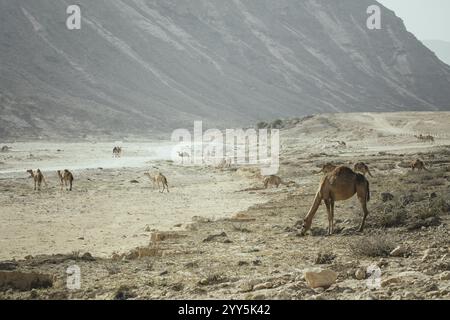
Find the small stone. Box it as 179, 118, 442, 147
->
404, 291, 416, 299
355, 268, 366, 280
439, 271, 450, 281
421, 249, 433, 262
304, 269, 338, 289
81, 252, 95, 261
381, 276, 401, 287
390, 245, 409, 257
238, 282, 253, 293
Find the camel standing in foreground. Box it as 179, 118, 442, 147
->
57, 170, 74, 191
410, 159, 429, 172
27, 169, 48, 191
145, 172, 169, 193
353, 162, 373, 177
298, 166, 370, 236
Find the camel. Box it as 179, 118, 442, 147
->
353, 162, 373, 177
27, 169, 48, 191
57, 169, 74, 191
415, 134, 434, 143
113, 147, 122, 158
317, 163, 337, 175
1, 145, 11, 152
410, 159, 429, 172
298, 166, 370, 236
177, 151, 190, 164
145, 172, 169, 193
263, 175, 283, 189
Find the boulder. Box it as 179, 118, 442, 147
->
390, 245, 410, 257
304, 269, 338, 289
355, 268, 366, 280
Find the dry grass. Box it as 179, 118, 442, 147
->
350, 235, 396, 257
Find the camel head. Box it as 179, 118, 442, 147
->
26, 169, 33, 176
296, 219, 311, 236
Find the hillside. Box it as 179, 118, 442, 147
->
1, 0, 450, 140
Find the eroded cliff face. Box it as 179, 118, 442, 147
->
1, 0, 449, 139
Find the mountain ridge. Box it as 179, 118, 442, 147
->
1, 0, 450, 140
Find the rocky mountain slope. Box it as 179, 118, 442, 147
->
1, 0, 450, 140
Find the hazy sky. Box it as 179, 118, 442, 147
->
378, 0, 450, 42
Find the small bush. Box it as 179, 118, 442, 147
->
256, 121, 269, 129
350, 235, 396, 257
315, 251, 336, 264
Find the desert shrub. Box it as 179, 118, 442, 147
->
315, 251, 336, 264
375, 200, 408, 228
256, 121, 269, 129
113, 285, 136, 300
350, 235, 396, 257
270, 119, 283, 129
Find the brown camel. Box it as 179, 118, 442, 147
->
298, 166, 370, 236
353, 162, 373, 177
410, 159, 428, 172
57, 169, 74, 191
27, 169, 48, 191
145, 172, 169, 193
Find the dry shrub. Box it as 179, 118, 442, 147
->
315, 251, 336, 264
350, 235, 396, 257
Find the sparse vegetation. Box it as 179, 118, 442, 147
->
350, 235, 396, 257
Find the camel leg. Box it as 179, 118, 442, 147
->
166, 183, 169, 193
324, 199, 332, 235
299, 191, 323, 235
34, 180, 37, 191
69, 180, 73, 191
357, 185, 369, 232
330, 199, 335, 235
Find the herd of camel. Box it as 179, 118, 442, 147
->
24, 143, 430, 236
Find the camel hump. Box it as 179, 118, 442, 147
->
333, 166, 353, 175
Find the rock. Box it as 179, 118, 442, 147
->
390, 245, 410, 257
439, 271, 450, 281
404, 291, 416, 299
381, 276, 401, 288
0, 271, 53, 291
130, 180, 139, 183
253, 282, 274, 291
421, 249, 434, 262
381, 192, 394, 202
355, 268, 366, 280
202, 232, 227, 242
377, 259, 389, 268
0, 261, 18, 271
238, 282, 253, 293
304, 269, 338, 289
81, 252, 95, 261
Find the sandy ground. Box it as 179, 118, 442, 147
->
0, 112, 450, 300
0, 160, 270, 260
